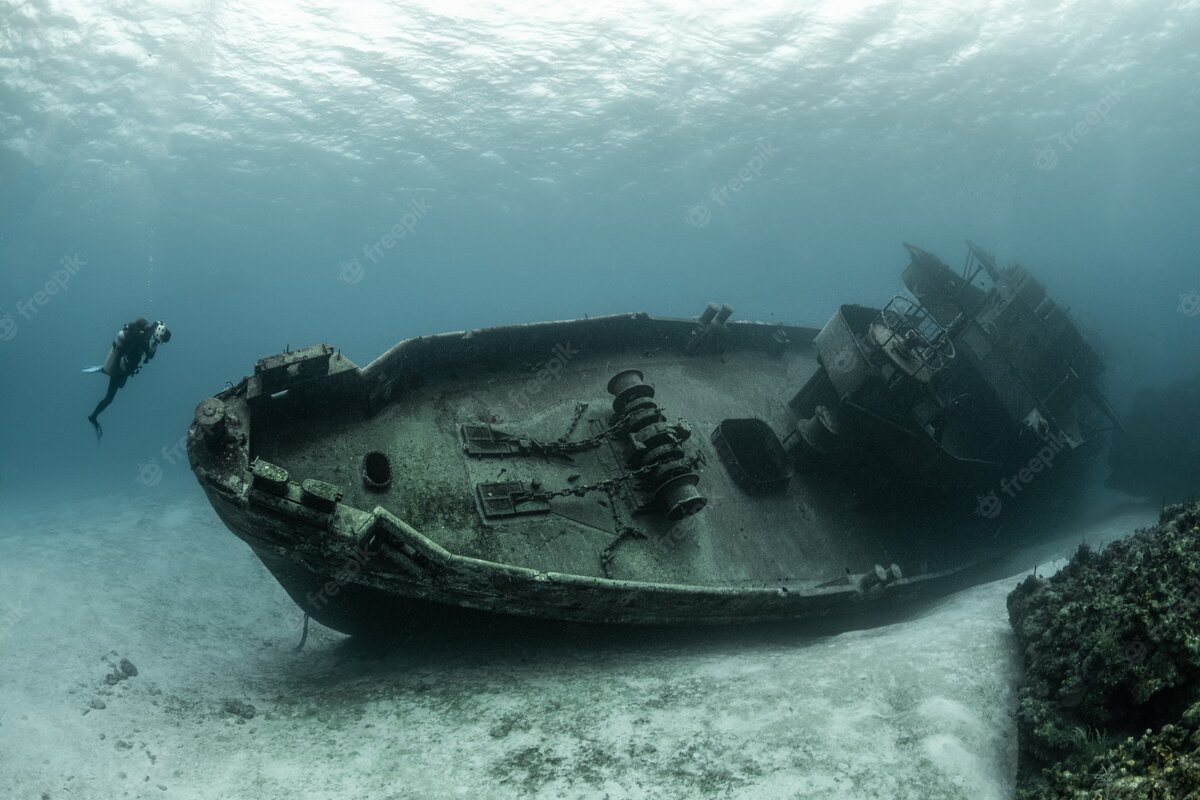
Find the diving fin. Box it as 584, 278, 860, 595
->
81, 365, 104, 374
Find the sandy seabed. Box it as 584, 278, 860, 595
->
0, 489, 1155, 800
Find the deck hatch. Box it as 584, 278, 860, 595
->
461, 424, 525, 457
476, 481, 552, 519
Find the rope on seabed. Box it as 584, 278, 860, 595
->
296, 613, 310, 651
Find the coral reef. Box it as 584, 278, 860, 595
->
1008, 502, 1200, 799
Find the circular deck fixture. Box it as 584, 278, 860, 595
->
362, 451, 393, 492
194, 397, 228, 445
655, 473, 707, 521
607, 369, 655, 414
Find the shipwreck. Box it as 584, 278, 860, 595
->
188, 243, 1120, 634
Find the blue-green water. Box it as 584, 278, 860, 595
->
3, 1, 1199, 499
1, 5, 1198, 797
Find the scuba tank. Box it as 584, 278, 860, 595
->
101, 341, 120, 376
101, 323, 139, 376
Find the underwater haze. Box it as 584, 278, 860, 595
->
2, 0, 1198, 500
1, 2, 1199, 799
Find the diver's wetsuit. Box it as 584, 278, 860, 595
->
87, 321, 157, 439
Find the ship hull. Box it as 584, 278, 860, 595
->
200, 478, 990, 634
188, 305, 1095, 635
187, 245, 1113, 638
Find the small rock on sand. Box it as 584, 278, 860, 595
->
221, 699, 256, 721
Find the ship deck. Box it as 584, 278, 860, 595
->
249, 326, 983, 591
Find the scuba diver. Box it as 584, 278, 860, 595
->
84, 318, 171, 440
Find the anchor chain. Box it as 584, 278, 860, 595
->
524, 404, 666, 457
559, 401, 588, 442
512, 453, 704, 504
497, 368, 707, 523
